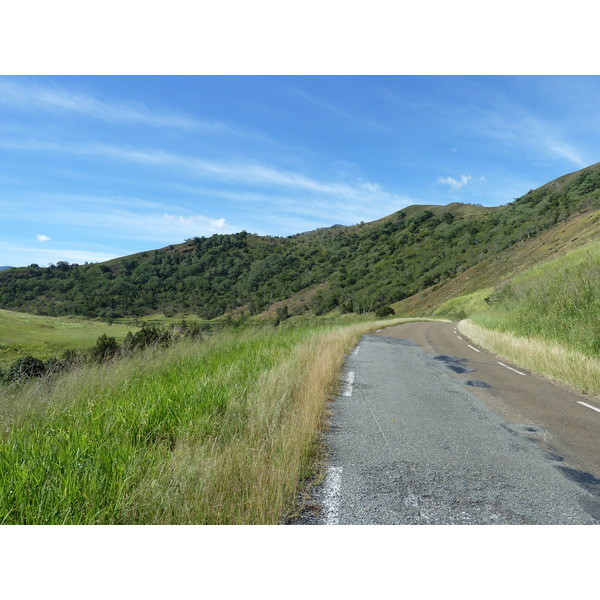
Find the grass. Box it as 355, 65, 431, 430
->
470, 240, 600, 357
428, 288, 493, 321
450, 240, 600, 399
0, 309, 138, 368
0, 316, 420, 524
458, 320, 600, 398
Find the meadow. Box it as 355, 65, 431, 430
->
0, 315, 420, 524
0, 309, 138, 369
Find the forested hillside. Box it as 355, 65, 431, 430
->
2, 162, 600, 320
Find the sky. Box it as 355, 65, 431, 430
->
1, 74, 600, 267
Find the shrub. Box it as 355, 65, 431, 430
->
91, 334, 120, 362
8, 356, 46, 381
375, 305, 395, 318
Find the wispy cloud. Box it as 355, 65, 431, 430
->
50, 208, 234, 243
438, 174, 472, 191
290, 88, 390, 135
469, 104, 589, 168
0, 78, 263, 141
1, 137, 415, 214
0, 241, 120, 267
36, 234, 51, 242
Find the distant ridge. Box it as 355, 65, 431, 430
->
0, 266, 13, 271
1, 162, 599, 320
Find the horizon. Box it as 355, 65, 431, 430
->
2, 75, 600, 267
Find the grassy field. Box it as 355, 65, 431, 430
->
0, 315, 422, 524
0, 309, 139, 368
470, 240, 600, 357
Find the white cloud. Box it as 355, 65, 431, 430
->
36, 234, 51, 242
0, 242, 119, 267
163, 213, 227, 231
438, 174, 472, 191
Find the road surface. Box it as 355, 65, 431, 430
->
298, 321, 600, 525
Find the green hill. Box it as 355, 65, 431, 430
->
1, 162, 600, 322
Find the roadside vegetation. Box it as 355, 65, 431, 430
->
473, 241, 600, 357
0, 315, 419, 524
458, 320, 600, 398
456, 240, 600, 396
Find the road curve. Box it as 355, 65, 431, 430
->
297, 321, 600, 525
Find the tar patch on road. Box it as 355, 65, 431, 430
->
554, 467, 600, 520
464, 379, 492, 388
558, 466, 600, 495
432, 355, 475, 374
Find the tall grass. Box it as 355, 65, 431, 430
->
458, 320, 600, 398
454, 241, 600, 398
472, 241, 600, 357
0, 317, 414, 524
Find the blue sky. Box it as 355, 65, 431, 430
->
2, 75, 600, 267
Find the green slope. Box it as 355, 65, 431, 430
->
1, 162, 599, 321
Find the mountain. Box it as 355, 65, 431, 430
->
0, 267, 13, 271
1, 162, 599, 320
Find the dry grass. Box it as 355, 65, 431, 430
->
129, 319, 414, 524
458, 319, 600, 399
0, 316, 419, 524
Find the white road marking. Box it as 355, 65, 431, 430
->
351, 345, 361, 357
577, 401, 600, 414
323, 466, 343, 525
497, 362, 527, 376
342, 371, 355, 397
467, 344, 481, 353
456, 335, 463, 341
375, 329, 382, 332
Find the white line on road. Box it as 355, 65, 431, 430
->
351, 345, 361, 357
577, 401, 600, 414
323, 466, 343, 525
342, 371, 355, 397
497, 362, 527, 376
456, 335, 463, 340
467, 344, 481, 353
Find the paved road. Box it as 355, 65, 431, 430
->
299, 321, 600, 525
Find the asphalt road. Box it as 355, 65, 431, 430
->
298, 321, 600, 525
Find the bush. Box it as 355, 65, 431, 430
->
91, 334, 120, 362
274, 305, 290, 326
8, 356, 46, 381
375, 305, 395, 318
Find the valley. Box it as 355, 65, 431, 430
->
1, 161, 599, 524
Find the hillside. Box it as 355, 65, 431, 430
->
1, 162, 600, 320
394, 206, 600, 318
